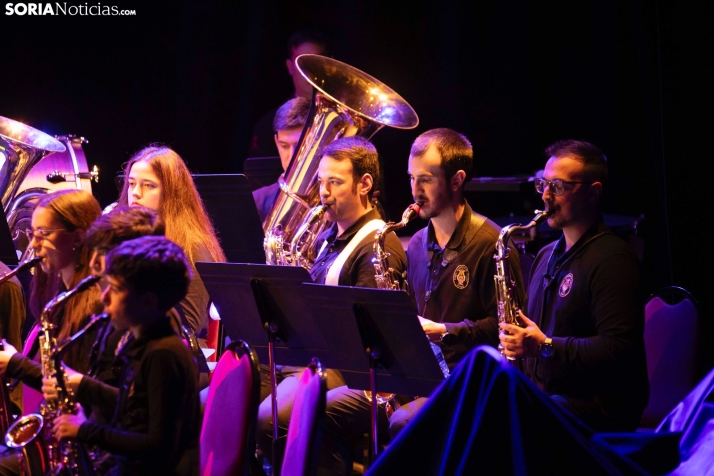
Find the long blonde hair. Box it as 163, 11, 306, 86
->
29, 190, 102, 370
117, 145, 226, 263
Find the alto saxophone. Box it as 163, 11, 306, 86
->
5, 274, 101, 476
51, 313, 109, 476
494, 209, 553, 366
365, 203, 439, 411
372, 203, 421, 290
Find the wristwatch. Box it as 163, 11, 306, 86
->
538, 337, 554, 358
439, 330, 449, 344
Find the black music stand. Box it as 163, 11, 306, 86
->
195, 262, 331, 475
243, 156, 283, 190
302, 283, 446, 462
191, 174, 265, 264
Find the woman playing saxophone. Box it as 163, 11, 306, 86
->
0, 190, 102, 474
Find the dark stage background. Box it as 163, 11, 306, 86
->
3, 1, 712, 370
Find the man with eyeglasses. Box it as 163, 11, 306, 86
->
499, 139, 649, 432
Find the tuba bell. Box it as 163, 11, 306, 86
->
263, 54, 419, 269
1, 116, 66, 213
0, 116, 66, 260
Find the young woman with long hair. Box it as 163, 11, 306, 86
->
28, 190, 103, 353
0, 189, 102, 419
116, 145, 226, 335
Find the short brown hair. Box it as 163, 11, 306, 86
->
410, 128, 473, 182
545, 140, 608, 183
319, 136, 380, 199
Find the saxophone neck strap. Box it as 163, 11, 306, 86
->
325, 218, 385, 286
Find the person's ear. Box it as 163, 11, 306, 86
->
590, 181, 603, 203
358, 174, 373, 197
450, 170, 466, 191
72, 229, 86, 251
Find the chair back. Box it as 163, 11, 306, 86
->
641, 286, 701, 428
200, 340, 260, 476
281, 358, 327, 476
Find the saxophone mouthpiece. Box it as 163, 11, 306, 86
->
530, 209, 555, 227
404, 202, 422, 220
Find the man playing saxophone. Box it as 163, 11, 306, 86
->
389, 128, 526, 439
256, 136, 406, 475
499, 140, 648, 431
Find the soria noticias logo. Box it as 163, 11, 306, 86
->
5, 3, 137, 15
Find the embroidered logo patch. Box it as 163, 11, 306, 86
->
453, 265, 469, 289
559, 273, 573, 297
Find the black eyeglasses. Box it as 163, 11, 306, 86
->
534, 178, 593, 196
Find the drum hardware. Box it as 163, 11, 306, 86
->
1, 127, 98, 260
47, 165, 99, 184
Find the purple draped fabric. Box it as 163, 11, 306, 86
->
367, 346, 647, 475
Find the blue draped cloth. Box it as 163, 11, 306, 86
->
656, 367, 714, 476
367, 346, 647, 475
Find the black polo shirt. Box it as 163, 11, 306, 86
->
407, 201, 524, 368
310, 208, 406, 287
525, 218, 649, 430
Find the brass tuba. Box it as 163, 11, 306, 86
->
1, 116, 66, 260
1, 116, 66, 214
263, 54, 419, 269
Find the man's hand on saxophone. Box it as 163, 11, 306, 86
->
0, 340, 19, 377
498, 311, 547, 359
52, 404, 87, 439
